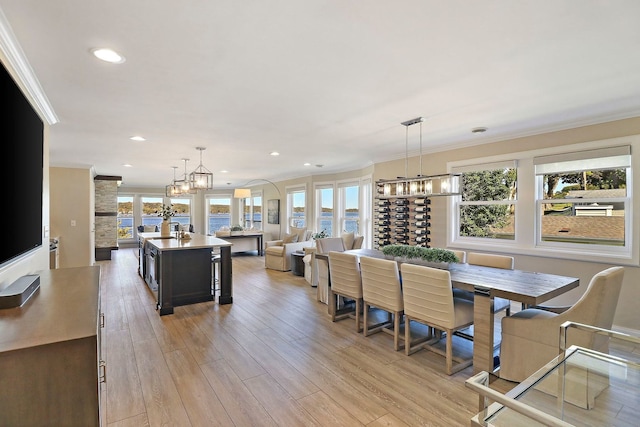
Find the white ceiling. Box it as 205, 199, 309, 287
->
2, 1, 640, 189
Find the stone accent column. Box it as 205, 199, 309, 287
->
94, 175, 121, 260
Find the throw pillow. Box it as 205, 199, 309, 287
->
283, 233, 299, 244
290, 226, 307, 242
341, 232, 355, 250
143, 225, 157, 232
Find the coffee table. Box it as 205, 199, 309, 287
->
466, 322, 640, 426
291, 251, 305, 276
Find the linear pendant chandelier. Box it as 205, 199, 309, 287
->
376, 117, 461, 198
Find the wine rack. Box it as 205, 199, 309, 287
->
374, 182, 431, 249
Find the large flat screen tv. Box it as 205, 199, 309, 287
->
1, 61, 44, 267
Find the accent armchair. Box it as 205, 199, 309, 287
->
264, 227, 313, 271
499, 266, 624, 383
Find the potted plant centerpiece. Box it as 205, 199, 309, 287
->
230, 224, 244, 236
312, 229, 329, 240
157, 204, 175, 237
381, 244, 460, 269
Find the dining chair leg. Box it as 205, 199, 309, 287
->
446, 329, 453, 375
404, 317, 412, 355
355, 298, 362, 332
330, 290, 337, 322
394, 312, 402, 351
363, 302, 369, 335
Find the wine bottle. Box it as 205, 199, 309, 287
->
414, 206, 430, 213
415, 198, 429, 206
395, 213, 409, 219
414, 221, 429, 227
415, 229, 430, 235
414, 213, 430, 220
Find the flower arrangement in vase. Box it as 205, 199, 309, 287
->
157, 204, 175, 236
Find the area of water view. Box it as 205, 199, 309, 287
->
118, 212, 358, 239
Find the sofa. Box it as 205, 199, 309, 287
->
264, 227, 314, 271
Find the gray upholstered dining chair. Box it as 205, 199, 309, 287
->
499, 266, 624, 384
328, 251, 363, 332
454, 252, 513, 316
401, 263, 474, 375
359, 256, 404, 351
315, 237, 348, 303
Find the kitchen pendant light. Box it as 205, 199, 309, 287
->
189, 147, 213, 190
175, 158, 196, 194
165, 166, 181, 197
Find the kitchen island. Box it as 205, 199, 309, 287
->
138, 232, 233, 315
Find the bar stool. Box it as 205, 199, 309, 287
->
211, 250, 221, 295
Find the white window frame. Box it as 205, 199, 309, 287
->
314, 182, 335, 236
249, 192, 262, 230
451, 160, 518, 244
534, 145, 631, 257
170, 197, 192, 229
286, 184, 307, 231
206, 194, 232, 235
337, 180, 360, 235
447, 135, 639, 265
117, 195, 134, 241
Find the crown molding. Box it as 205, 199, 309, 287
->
0, 7, 58, 125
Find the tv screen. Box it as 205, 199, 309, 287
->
1, 61, 44, 267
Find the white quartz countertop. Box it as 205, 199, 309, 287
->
139, 232, 232, 251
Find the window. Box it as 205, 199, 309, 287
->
141, 196, 164, 228
117, 196, 133, 239
535, 146, 630, 251
315, 185, 334, 236
207, 196, 231, 234
251, 194, 262, 230
338, 183, 359, 235
170, 198, 191, 228
448, 139, 636, 264
287, 187, 306, 228
453, 161, 517, 241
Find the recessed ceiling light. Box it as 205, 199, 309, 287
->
91, 48, 126, 64
471, 127, 488, 134
315, 164, 324, 168
270, 151, 280, 156
303, 162, 311, 166
220, 170, 228, 173
130, 136, 146, 141
122, 164, 132, 167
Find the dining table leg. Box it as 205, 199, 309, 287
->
472, 292, 496, 374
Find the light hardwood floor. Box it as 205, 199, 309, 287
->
98, 248, 516, 426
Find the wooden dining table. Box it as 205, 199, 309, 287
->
316, 248, 580, 375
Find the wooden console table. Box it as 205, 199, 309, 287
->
216, 232, 264, 255
0, 266, 102, 426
